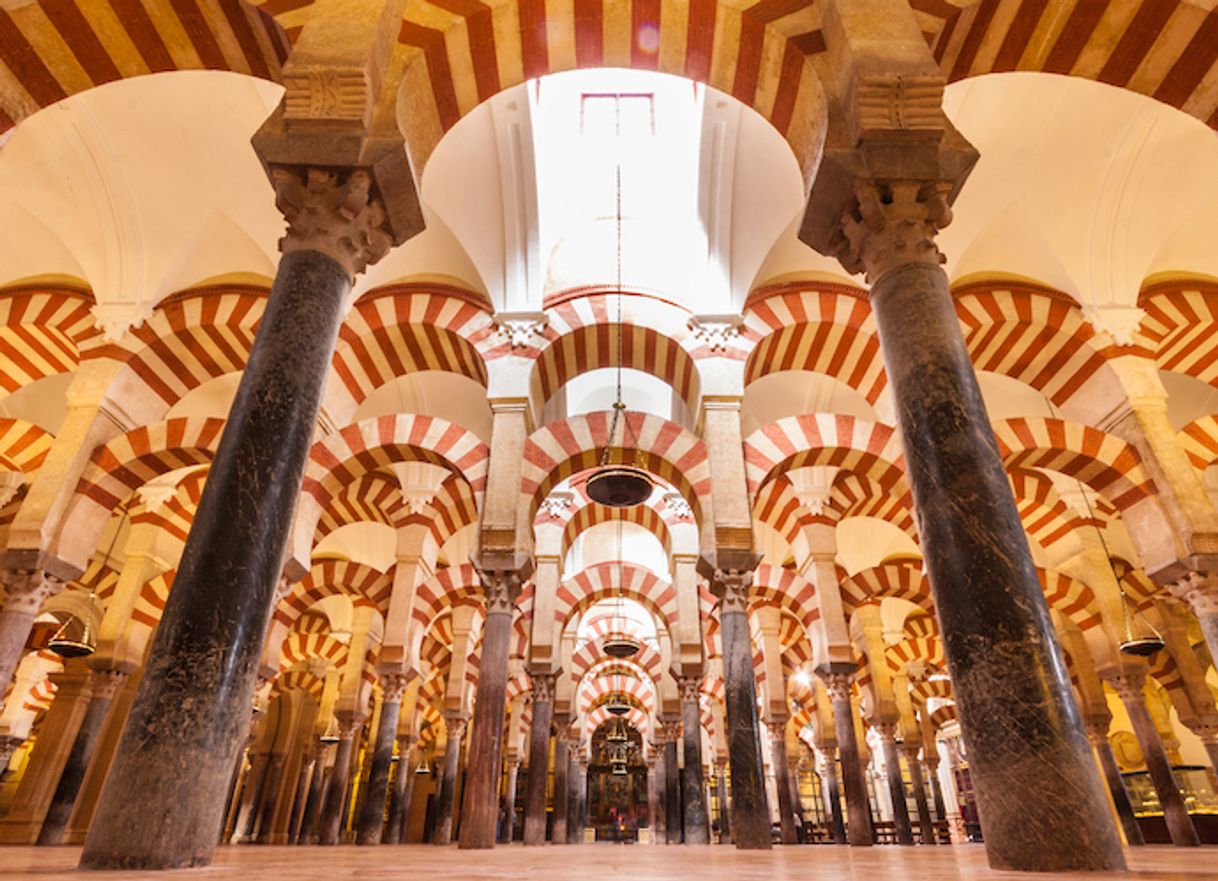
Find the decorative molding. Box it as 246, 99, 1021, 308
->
272, 168, 392, 278
851, 74, 945, 142
834, 180, 952, 282
282, 68, 369, 126
1083, 305, 1146, 347
687, 314, 743, 352
493, 311, 549, 349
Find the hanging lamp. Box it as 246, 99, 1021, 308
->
602, 518, 641, 659
319, 714, 342, 744
586, 101, 653, 510
50, 501, 130, 659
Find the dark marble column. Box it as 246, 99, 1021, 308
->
926, 758, 947, 824
566, 750, 584, 843
854, 205, 1124, 871
551, 733, 570, 844
287, 751, 316, 844
651, 747, 666, 841
398, 753, 420, 843
357, 677, 406, 845
820, 672, 871, 846
902, 745, 934, 845
876, 725, 913, 845
319, 716, 364, 845
500, 757, 520, 843
707, 566, 771, 849
713, 759, 731, 844
662, 729, 680, 844
254, 754, 287, 842
678, 679, 710, 844
37, 669, 127, 845
646, 753, 661, 841
298, 744, 328, 844
385, 735, 415, 844
78, 173, 393, 869
767, 721, 798, 844
522, 673, 555, 846
460, 569, 523, 849
433, 714, 467, 845
819, 749, 847, 844
0, 571, 59, 698
236, 752, 271, 842
1084, 719, 1144, 846
1108, 672, 1198, 846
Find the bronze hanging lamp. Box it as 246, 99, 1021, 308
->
586, 106, 653, 510
50, 501, 130, 659
602, 518, 641, 659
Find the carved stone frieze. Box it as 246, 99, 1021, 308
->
282, 68, 370, 127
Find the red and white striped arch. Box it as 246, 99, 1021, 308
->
910, 677, 954, 709
0, 286, 99, 395
390, 0, 826, 179
521, 412, 710, 523
954, 282, 1123, 409
743, 413, 906, 497
327, 284, 494, 424
749, 563, 819, 636
830, 472, 917, 538
1140, 282, 1218, 385
272, 559, 394, 632
571, 640, 664, 685
97, 287, 266, 419
554, 561, 678, 636
743, 281, 885, 404
0, 418, 53, 473
1007, 469, 1085, 550
410, 562, 492, 635
279, 631, 350, 672
884, 635, 945, 674
271, 668, 326, 701
1038, 568, 1102, 632
129, 469, 208, 546
559, 499, 674, 560
993, 417, 1156, 511
839, 563, 932, 616
1178, 415, 1218, 473
128, 569, 175, 634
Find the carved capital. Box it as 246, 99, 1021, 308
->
657, 720, 682, 744
874, 720, 899, 742
687, 314, 743, 353
337, 714, 366, 739
0, 570, 61, 614
765, 719, 788, 742
1169, 571, 1218, 617
272, 167, 392, 278
709, 567, 756, 615
88, 669, 129, 702
1184, 719, 1218, 745
444, 712, 469, 741
832, 179, 952, 283
494, 312, 549, 350
818, 670, 853, 704
1082, 716, 1112, 745
528, 670, 557, 704
379, 672, 410, 704
1105, 671, 1148, 705
477, 567, 525, 617
677, 676, 703, 705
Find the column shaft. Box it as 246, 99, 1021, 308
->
385, 738, 414, 844
820, 752, 847, 844
79, 249, 353, 870
0, 573, 57, 700
522, 693, 553, 846
663, 737, 680, 844
904, 751, 934, 845
287, 755, 314, 844
565, 755, 582, 843
714, 761, 731, 844
1090, 731, 1144, 846
879, 734, 913, 845
651, 752, 666, 841
768, 724, 798, 844
680, 691, 709, 844
869, 259, 1123, 871
254, 756, 286, 842
1115, 683, 1198, 847
459, 591, 515, 849
500, 761, 520, 843
433, 719, 465, 845
824, 683, 871, 846
298, 748, 328, 844
719, 602, 770, 849
551, 736, 569, 844
356, 695, 401, 845
319, 730, 358, 845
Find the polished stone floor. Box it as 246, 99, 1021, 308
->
0, 844, 1214, 879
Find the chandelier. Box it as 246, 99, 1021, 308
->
601, 519, 639, 658
585, 107, 652, 510
50, 502, 130, 659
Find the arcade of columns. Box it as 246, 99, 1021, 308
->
3, 0, 1218, 874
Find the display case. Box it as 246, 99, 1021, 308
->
1122, 766, 1218, 844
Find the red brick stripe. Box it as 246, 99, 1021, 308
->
948, 0, 999, 81
41, 0, 122, 86
684, 0, 715, 82
399, 21, 459, 130
0, 10, 68, 106
1154, 9, 1218, 108
992, 0, 1049, 71
1098, 0, 1176, 86
168, 0, 227, 69
1042, 0, 1109, 74
217, 0, 272, 79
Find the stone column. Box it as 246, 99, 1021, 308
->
677, 678, 710, 844
1107, 671, 1198, 846
398, 752, 420, 843
385, 734, 415, 844
713, 758, 731, 844
550, 732, 570, 844
297, 743, 328, 844
704, 564, 770, 849
36, 668, 127, 845
901, 744, 934, 845
500, 757, 521, 843
818, 748, 847, 844
830, 178, 1123, 870
1084, 718, 1144, 846
254, 754, 287, 842
522, 673, 555, 846
288, 748, 318, 844
819, 671, 871, 845
460, 567, 525, 849
661, 725, 680, 844
876, 724, 913, 844
79, 169, 394, 871
433, 714, 467, 845
767, 720, 798, 844
319, 715, 365, 846
1, 735, 22, 776
0, 571, 58, 697
925, 756, 947, 825
566, 749, 584, 843
357, 674, 408, 845
649, 748, 666, 841
1168, 576, 1218, 666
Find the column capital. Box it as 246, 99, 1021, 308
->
1169, 571, 1218, 617
834, 179, 953, 283
443, 711, 469, 740
816, 668, 854, 703
898, 741, 922, 761
676, 675, 703, 704
379, 671, 410, 703
527, 669, 557, 704
87, 668, 129, 701
1082, 715, 1112, 745
0, 569, 61, 613
655, 719, 682, 744
1103, 669, 1148, 704
1184, 719, 1218, 745
271, 167, 393, 278
765, 718, 789, 741
874, 720, 900, 742
700, 554, 761, 614
336, 713, 367, 739
474, 561, 530, 616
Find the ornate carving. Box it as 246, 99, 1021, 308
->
0, 471, 24, 510
818, 670, 854, 704
657, 720, 682, 744
765, 719, 788, 742
677, 676, 703, 705
337, 714, 366, 739
476, 567, 525, 616
0, 570, 60, 614
282, 68, 369, 125
271, 167, 392, 277
1082, 716, 1112, 745
833, 180, 953, 282
539, 493, 573, 520
710, 567, 756, 615
687, 315, 743, 353
494, 312, 549, 349
662, 493, 693, 521
851, 74, 945, 140
1105, 671, 1148, 705
88, 669, 129, 702
1082, 305, 1147, 348
529, 670, 557, 704
1169, 571, 1218, 617
443, 712, 469, 741
873, 720, 899, 742
379, 672, 410, 704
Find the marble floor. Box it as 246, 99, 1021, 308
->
0, 844, 1215, 880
